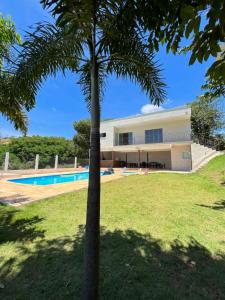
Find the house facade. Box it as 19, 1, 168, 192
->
100, 106, 217, 171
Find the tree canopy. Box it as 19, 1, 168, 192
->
191, 95, 224, 146
133, 1, 225, 97
0, 14, 21, 68
73, 119, 90, 158
1, 1, 224, 137
12, 1, 167, 109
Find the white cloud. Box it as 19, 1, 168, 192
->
141, 104, 164, 114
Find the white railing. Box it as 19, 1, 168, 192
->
114, 133, 191, 146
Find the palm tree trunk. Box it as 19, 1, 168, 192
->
82, 15, 100, 299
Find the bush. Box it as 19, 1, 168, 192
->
0, 136, 77, 170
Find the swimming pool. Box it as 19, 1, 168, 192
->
8, 171, 104, 186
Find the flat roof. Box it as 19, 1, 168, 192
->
101, 105, 190, 123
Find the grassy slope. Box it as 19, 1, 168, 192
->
0, 155, 225, 299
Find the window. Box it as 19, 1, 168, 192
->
145, 129, 163, 143
100, 132, 106, 138
119, 132, 133, 145
182, 152, 191, 159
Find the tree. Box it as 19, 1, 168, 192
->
0, 14, 34, 133
12, 1, 166, 299
191, 95, 224, 145
0, 14, 21, 69
73, 119, 90, 159
10, 136, 75, 167
202, 45, 225, 98
0, 136, 76, 169
134, 1, 225, 97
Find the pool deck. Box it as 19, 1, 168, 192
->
0, 167, 189, 206
0, 168, 132, 206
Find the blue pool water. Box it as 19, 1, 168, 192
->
9, 172, 104, 186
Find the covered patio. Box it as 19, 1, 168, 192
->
100, 144, 172, 169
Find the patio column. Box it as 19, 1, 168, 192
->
35, 154, 39, 170
112, 151, 114, 167
125, 152, 127, 167
55, 155, 58, 169
74, 156, 77, 169
138, 150, 141, 167
4, 152, 9, 172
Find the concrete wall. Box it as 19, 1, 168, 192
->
171, 145, 192, 171
191, 143, 215, 169
100, 123, 115, 149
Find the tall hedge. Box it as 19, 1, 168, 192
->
0, 136, 76, 169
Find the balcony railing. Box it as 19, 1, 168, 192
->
114, 133, 191, 146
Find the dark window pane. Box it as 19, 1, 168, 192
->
145, 129, 163, 143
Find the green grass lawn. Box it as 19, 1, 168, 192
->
0, 155, 225, 299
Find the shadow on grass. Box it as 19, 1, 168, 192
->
1, 226, 225, 299
0, 207, 45, 244
197, 200, 225, 210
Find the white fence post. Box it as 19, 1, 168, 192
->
55, 155, 58, 169
4, 152, 9, 172
74, 156, 77, 169
35, 154, 39, 170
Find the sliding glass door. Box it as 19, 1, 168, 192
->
119, 132, 133, 145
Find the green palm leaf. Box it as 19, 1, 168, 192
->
15, 22, 83, 101
0, 73, 28, 134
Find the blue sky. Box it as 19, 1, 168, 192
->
1, 0, 213, 138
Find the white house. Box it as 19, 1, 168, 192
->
100, 106, 218, 171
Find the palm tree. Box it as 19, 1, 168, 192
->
0, 73, 34, 133
0, 14, 33, 133
14, 1, 166, 298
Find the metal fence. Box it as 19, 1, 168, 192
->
0, 152, 89, 171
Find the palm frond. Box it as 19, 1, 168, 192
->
3, 108, 28, 134
0, 73, 28, 133
14, 22, 83, 102
104, 36, 166, 105
107, 54, 166, 106
98, 7, 166, 106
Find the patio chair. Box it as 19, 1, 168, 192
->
141, 162, 147, 168
148, 162, 157, 168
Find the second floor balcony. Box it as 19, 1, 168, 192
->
114, 130, 191, 146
